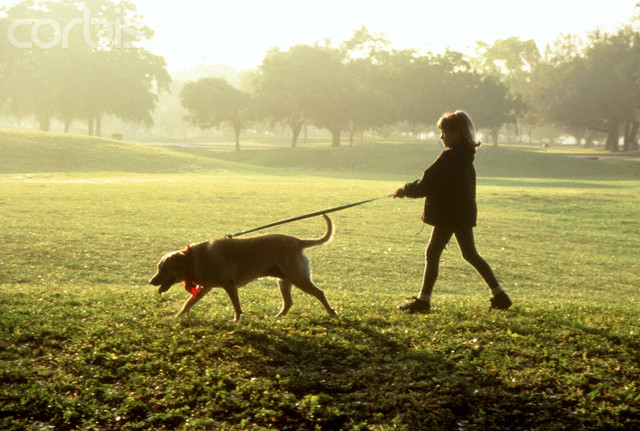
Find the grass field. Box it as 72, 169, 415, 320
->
1, 129, 639, 430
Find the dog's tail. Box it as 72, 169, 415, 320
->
300, 214, 334, 249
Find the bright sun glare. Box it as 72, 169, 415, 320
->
129, 0, 638, 71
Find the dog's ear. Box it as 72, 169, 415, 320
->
163, 250, 185, 266
157, 250, 185, 270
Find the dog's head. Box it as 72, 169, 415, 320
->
149, 251, 187, 294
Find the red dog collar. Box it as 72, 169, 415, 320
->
183, 244, 199, 296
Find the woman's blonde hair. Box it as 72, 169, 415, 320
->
437, 110, 481, 152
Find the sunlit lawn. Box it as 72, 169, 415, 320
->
1, 134, 639, 429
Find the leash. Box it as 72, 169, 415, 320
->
226, 194, 393, 238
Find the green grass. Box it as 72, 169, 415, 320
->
1, 130, 639, 430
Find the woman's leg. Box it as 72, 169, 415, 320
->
418, 226, 454, 300
453, 227, 501, 291
454, 228, 512, 309
398, 226, 452, 313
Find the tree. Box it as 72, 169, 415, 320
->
0, 0, 170, 135
472, 37, 541, 142
0, 1, 59, 131
254, 46, 313, 148
342, 59, 395, 145
462, 73, 516, 146
530, 28, 640, 151
386, 49, 516, 141
255, 44, 352, 147
391, 53, 450, 131
303, 46, 351, 147
341, 25, 392, 65
103, 48, 171, 127
341, 27, 397, 145
181, 77, 253, 151
585, 28, 640, 151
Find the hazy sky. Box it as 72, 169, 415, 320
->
131, 0, 638, 72
3, 0, 639, 71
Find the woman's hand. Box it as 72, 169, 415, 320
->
393, 188, 406, 198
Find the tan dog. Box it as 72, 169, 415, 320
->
149, 214, 337, 322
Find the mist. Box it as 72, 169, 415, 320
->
1, 0, 639, 151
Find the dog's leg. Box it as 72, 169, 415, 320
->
283, 252, 337, 318
293, 279, 338, 318
222, 283, 243, 322
175, 287, 212, 318
276, 279, 293, 317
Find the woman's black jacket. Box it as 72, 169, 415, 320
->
398, 146, 477, 229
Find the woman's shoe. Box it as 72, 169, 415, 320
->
397, 297, 431, 314
490, 291, 512, 310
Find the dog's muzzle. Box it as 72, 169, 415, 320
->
149, 274, 175, 294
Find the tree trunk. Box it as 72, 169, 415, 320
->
95, 114, 102, 137
39, 116, 50, 132
347, 121, 355, 147
88, 116, 94, 136
235, 129, 241, 151
291, 130, 299, 148
623, 119, 638, 151
289, 118, 302, 148
583, 134, 593, 149
492, 128, 499, 146
605, 124, 619, 152
631, 125, 640, 151
331, 129, 341, 147
64, 117, 72, 133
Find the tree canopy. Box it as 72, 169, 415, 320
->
0, 0, 170, 135
529, 27, 640, 151
181, 77, 253, 151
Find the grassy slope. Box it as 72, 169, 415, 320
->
1, 130, 639, 430
0, 129, 243, 174
188, 142, 640, 181
3, 128, 639, 180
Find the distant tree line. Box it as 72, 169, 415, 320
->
179, 31, 515, 150
179, 25, 640, 152
2, 1, 639, 152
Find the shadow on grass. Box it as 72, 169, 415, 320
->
209, 312, 599, 430
2, 294, 638, 430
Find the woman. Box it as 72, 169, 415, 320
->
394, 110, 512, 313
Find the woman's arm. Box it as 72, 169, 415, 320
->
394, 151, 451, 198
